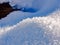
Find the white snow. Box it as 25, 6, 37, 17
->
0, 0, 60, 45
0, 9, 60, 45
0, 0, 59, 12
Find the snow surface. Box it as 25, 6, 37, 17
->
0, 9, 60, 45
8, 0, 60, 14
0, 0, 60, 13
0, 0, 60, 45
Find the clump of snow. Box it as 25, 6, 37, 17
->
0, 9, 60, 45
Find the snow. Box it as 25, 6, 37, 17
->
0, 9, 60, 45
0, 0, 60, 45
0, 0, 60, 13
0, 11, 35, 27
8, 0, 60, 15
0, 0, 8, 3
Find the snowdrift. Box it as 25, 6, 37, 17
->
0, 9, 60, 45
0, 0, 60, 45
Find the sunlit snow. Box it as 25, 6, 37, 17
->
0, 9, 60, 45
0, 0, 60, 45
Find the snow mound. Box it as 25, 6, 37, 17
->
0, 9, 60, 45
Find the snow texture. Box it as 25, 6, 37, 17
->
0, 0, 60, 13
8, 0, 60, 14
0, 9, 60, 45
0, 0, 60, 45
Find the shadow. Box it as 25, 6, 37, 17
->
20, 7, 38, 13
0, 2, 38, 19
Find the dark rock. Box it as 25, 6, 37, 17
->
0, 2, 37, 19
0, 2, 13, 19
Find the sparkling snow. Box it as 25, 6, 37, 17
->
0, 9, 60, 45
0, 0, 60, 45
